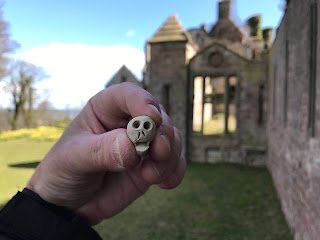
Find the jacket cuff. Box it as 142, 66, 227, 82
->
0, 188, 102, 240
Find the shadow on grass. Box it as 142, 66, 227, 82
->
8, 161, 41, 169
0, 203, 6, 211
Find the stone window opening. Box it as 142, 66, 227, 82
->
251, 49, 256, 60
163, 84, 170, 116
308, 1, 317, 137
192, 75, 237, 135
121, 76, 127, 83
258, 84, 264, 125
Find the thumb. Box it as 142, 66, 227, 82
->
79, 129, 140, 172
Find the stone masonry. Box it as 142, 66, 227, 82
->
268, 0, 320, 239
143, 1, 270, 164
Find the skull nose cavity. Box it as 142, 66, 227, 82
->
137, 130, 146, 141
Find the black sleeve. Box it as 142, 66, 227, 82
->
0, 188, 103, 240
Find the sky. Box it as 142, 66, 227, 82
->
0, 0, 285, 109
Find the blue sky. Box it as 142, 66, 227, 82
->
0, 0, 284, 109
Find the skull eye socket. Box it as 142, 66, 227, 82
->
143, 121, 151, 130
133, 120, 140, 129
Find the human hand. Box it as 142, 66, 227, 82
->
26, 83, 186, 225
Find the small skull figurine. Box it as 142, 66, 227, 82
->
127, 116, 156, 156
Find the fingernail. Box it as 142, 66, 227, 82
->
159, 104, 165, 112
111, 136, 124, 167
148, 104, 161, 118
161, 134, 171, 153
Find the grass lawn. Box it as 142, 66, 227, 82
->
0, 140, 293, 239
0, 140, 55, 204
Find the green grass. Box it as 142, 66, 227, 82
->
0, 140, 293, 239
194, 115, 236, 135
94, 163, 293, 240
0, 140, 55, 204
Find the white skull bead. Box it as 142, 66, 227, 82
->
127, 116, 156, 156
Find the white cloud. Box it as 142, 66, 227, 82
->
126, 29, 136, 38
2, 42, 145, 109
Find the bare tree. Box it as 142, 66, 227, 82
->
5, 61, 46, 130
34, 100, 53, 126
0, 3, 18, 81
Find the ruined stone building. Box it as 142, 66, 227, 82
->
106, 0, 320, 238
268, 0, 320, 239
107, 0, 272, 165
143, 0, 272, 166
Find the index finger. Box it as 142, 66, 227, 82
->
84, 83, 162, 132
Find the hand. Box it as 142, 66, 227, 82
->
26, 83, 186, 225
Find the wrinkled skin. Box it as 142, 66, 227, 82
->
26, 83, 186, 225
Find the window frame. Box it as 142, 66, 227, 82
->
192, 74, 237, 136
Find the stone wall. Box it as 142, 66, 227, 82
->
267, 0, 320, 239
188, 42, 268, 165
144, 42, 189, 149
143, 1, 271, 166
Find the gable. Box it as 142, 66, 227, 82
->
148, 15, 188, 44
189, 42, 260, 75
106, 66, 141, 88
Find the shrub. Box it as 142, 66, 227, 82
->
0, 126, 64, 142
52, 117, 73, 129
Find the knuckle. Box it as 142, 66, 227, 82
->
88, 136, 105, 169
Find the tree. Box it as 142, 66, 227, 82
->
34, 100, 53, 126
0, 3, 18, 81
5, 61, 46, 130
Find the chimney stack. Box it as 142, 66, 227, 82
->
201, 24, 207, 32
262, 28, 274, 49
219, 0, 231, 20
247, 15, 262, 38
